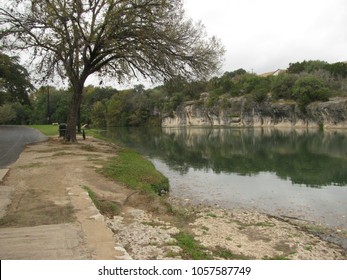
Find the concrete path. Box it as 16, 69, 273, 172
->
0, 224, 89, 260
0, 169, 9, 183
0, 138, 132, 260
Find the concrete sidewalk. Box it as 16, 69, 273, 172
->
0, 168, 90, 259
0, 224, 89, 259
0, 139, 132, 260
0, 169, 9, 183
0, 169, 11, 219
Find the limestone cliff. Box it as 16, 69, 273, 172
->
162, 95, 347, 128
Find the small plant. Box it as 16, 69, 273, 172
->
206, 213, 218, 218
201, 226, 209, 231
304, 245, 313, 251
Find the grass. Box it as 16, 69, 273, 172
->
101, 148, 169, 195
28, 125, 59, 136
174, 232, 212, 260
173, 232, 250, 260
83, 186, 120, 218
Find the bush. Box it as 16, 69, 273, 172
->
271, 74, 298, 100
292, 76, 330, 110
0, 103, 16, 124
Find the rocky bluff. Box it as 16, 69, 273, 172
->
162, 94, 347, 128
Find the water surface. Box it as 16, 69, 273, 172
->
102, 127, 347, 229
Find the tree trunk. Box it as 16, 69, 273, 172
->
77, 105, 81, 133
65, 82, 84, 142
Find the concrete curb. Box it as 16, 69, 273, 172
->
0, 169, 9, 183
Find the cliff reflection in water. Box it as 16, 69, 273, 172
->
102, 127, 347, 188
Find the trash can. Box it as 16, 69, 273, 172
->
58, 123, 67, 137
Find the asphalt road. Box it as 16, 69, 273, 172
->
0, 126, 47, 168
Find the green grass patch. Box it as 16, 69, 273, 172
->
28, 125, 59, 136
174, 232, 212, 260
101, 148, 169, 195
82, 186, 120, 218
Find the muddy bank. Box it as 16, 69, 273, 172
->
0, 136, 345, 259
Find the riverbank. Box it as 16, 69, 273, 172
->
0, 136, 346, 259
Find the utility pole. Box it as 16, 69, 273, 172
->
47, 86, 50, 124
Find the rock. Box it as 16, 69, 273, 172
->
90, 213, 105, 223
162, 97, 347, 128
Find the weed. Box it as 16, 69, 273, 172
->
206, 213, 218, 218
201, 226, 209, 231
304, 245, 313, 251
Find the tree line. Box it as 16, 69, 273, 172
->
1, 56, 347, 127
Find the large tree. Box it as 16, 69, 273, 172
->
0, 52, 33, 105
0, 0, 224, 141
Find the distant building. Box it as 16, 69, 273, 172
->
259, 69, 287, 77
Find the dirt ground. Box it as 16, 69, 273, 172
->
0, 136, 346, 260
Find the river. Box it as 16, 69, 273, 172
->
101, 127, 347, 230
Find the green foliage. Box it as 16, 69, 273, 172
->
0, 103, 16, 124
288, 60, 328, 74
101, 149, 169, 195
24, 60, 347, 128
82, 86, 117, 125
271, 74, 298, 100
0, 52, 33, 106
293, 76, 330, 109
30, 87, 72, 124
250, 77, 271, 103
91, 101, 107, 128
324, 62, 347, 79
174, 232, 212, 260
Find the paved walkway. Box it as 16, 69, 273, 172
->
0, 224, 89, 259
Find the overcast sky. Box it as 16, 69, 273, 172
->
183, 0, 347, 75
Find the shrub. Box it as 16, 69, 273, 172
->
292, 76, 330, 110
271, 74, 298, 100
